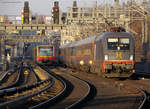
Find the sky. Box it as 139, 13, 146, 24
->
0, 0, 142, 15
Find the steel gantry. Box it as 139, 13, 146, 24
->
0, 35, 52, 43
0, 24, 66, 32
128, 1, 150, 60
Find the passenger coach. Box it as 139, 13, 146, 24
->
59, 28, 135, 77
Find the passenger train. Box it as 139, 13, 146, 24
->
26, 42, 59, 65
59, 27, 135, 77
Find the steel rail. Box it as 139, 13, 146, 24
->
134, 70, 150, 75
67, 71, 147, 109
29, 65, 67, 109
31, 65, 92, 109
138, 89, 147, 109
0, 78, 54, 108
130, 70, 150, 80
0, 69, 14, 82
132, 71, 150, 109
10, 63, 23, 87
65, 74, 91, 109
0, 62, 42, 96
59, 69, 146, 109
109, 71, 148, 109
0, 63, 23, 90
28, 64, 40, 82
0, 63, 54, 108
125, 82, 148, 109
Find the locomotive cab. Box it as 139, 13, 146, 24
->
102, 32, 135, 75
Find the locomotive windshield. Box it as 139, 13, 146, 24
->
38, 47, 53, 56
107, 38, 118, 50
107, 38, 130, 50
119, 38, 130, 50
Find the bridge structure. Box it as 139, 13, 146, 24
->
0, 24, 66, 32
0, 35, 51, 43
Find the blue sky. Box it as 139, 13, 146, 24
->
0, 0, 137, 15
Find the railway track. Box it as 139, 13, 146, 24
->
0, 63, 66, 109
26, 65, 65, 109
1, 62, 150, 109
0, 63, 24, 90
0, 64, 93, 109
0, 63, 54, 109
0, 69, 19, 89
0, 62, 37, 89
98, 70, 150, 109
101, 71, 150, 109
124, 71, 150, 109
16, 64, 93, 109
52, 67, 148, 109
44, 66, 93, 109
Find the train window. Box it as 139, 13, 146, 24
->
107, 38, 118, 50
38, 47, 53, 56
83, 49, 91, 55
119, 38, 130, 50
76, 50, 82, 56
107, 38, 130, 50
120, 38, 129, 44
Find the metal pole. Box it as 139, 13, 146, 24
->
1, 39, 6, 71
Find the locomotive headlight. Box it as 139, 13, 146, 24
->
130, 55, 133, 60
104, 55, 108, 60
80, 60, 84, 65
89, 60, 93, 64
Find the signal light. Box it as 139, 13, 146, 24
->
55, 8, 58, 12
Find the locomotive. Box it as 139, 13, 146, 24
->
59, 27, 135, 77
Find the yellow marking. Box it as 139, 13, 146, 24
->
8, 72, 11, 75
32, 97, 41, 101
24, 70, 29, 75
34, 68, 48, 80
39, 56, 53, 58
116, 52, 122, 59
54, 72, 62, 74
